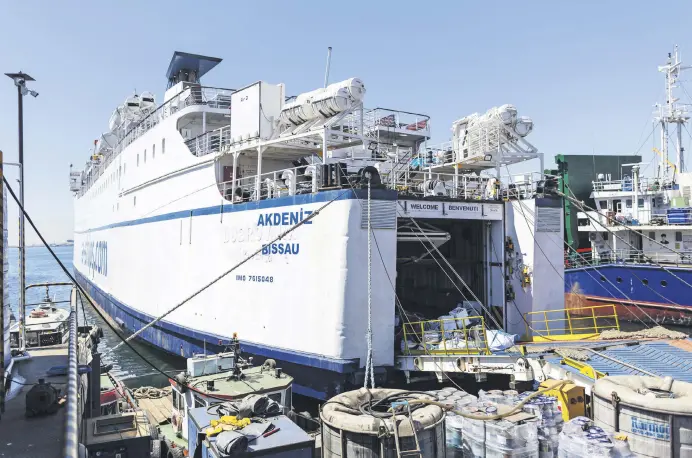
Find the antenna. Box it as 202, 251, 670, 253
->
324, 47, 332, 88
656, 45, 692, 177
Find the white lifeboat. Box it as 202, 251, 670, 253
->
139, 91, 156, 112
108, 105, 124, 131
279, 78, 366, 126
96, 132, 119, 154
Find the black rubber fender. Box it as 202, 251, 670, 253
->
360, 166, 381, 186
151, 439, 162, 458
166, 445, 185, 458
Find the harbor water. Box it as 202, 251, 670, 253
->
8, 245, 184, 386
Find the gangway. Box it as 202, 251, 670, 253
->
395, 305, 692, 395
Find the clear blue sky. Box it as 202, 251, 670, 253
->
2, 1, 692, 245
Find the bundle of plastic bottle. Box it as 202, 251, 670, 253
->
458, 401, 539, 458
446, 413, 465, 458
431, 387, 478, 457
478, 390, 563, 457
518, 392, 563, 458
557, 417, 635, 457
429, 387, 478, 410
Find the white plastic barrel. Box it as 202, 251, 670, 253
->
320, 388, 445, 457
593, 375, 692, 457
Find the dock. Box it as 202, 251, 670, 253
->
0, 287, 101, 458
0, 345, 70, 457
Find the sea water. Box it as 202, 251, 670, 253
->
8, 246, 183, 385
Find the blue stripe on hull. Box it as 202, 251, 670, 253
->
565, 264, 692, 308
76, 188, 397, 234
74, 270, 360, 399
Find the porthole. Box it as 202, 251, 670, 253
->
616, 277, 622, 283
661, 280, 668, 287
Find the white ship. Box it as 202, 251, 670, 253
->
70, 51, 564, 399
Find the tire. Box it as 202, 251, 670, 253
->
150, 439, 162, 458
149, 423, 160, 440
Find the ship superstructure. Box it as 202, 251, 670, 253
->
565, 46, 692, 324
70, 51, 563, 399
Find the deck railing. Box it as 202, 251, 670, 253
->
524, 305, 619, 342
362, 108, 430, 135
591, 177, 676, 193
62, 289, 79, 458
79, 85, 234, 196
219, 164, 317, 202
185, 125, 232, 157
401, 316, 491, 356
565, 249, 692, 268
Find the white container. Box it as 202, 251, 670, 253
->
593, 376, 692, 457
462, 432, 485, 458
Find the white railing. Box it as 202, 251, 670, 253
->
185, 125, 232, 157
219, 165, 317, 202
578, 208, 691, 226
362, 108, 430, 136
78, 85, 234, 196
565, 249, 692, 268
592, 177, 676, 193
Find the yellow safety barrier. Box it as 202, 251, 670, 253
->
524, 305, 620, 342
402, 316, 491, 356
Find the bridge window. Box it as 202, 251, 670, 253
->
144, 149, 147, 163
599, 200, 608, 210
626, 199, 632, 208
676, 231, 683, 242
638, 198, 644, 208
162, 138, 166, 154
152, 144, 156, 159
137, 154, 139, 166
172, 390, 181, 410
133, 196, 137, 206
661, 280, 668, 287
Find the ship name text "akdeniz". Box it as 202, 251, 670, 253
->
257, 209, 313, 227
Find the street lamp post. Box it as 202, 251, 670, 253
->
5, 72, 37, 352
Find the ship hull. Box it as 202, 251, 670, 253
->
564, 264, 692, 326
74, 189, 398, 400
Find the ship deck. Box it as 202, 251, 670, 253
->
0, 345, 70, 457
396, 337, 692, 391
542, 338, 692, 382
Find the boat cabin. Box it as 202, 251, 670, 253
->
10, 283, 72, 348
168, 351, 293, 441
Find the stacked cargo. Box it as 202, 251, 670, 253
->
519, 393, 563, 458
427, 387, 477, 456
558, 417, 635, 458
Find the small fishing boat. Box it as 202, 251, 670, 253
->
127, 335, 294, 454
10, 282, 72, 349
